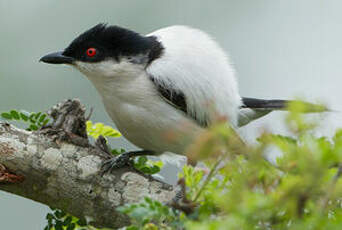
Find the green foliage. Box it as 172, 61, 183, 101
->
118, 101, 342, 230
86, 120, 121, 139
178, 165, 205, 200
44, 208, 87, 230
133, 156, 164, 175
86, 121, 163, 175
0, 110, 49, 130
106, 148, 163, 175
118, 197, 184, 230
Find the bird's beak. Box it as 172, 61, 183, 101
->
40, 51, 74, 64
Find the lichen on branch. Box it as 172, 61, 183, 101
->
0, 99, 176, 229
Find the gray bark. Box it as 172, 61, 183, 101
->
0, 103, 176, 229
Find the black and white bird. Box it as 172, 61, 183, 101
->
40, 24, 303, 171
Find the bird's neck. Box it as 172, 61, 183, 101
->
81, 69, 154, 106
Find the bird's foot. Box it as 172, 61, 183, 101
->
100, 150, 153, 175
100, 152, 134, 175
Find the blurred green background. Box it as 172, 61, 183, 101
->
1, 0, 341, 229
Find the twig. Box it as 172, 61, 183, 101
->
320, 163, 342, 211
193, 154, 224, 202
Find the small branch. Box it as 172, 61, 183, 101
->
297, 194, 308, 218
193, 154, 223, 202
169, 178, 197, 215
332, 164, 342, 182
0, 99, 176, 229
320, 163, 342, 211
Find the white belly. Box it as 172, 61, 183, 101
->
103, 97, 203, 155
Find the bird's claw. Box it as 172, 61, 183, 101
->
100, 150, 153, 176
100, 153, 133, 175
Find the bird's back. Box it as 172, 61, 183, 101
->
147, 25, 242, 126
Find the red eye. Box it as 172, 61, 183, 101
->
86, 48, 97, 57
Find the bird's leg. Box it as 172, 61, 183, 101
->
100, 150, 154, 175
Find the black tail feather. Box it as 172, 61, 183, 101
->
241, 97, 288, 110
241, 97, 329, 112
238, 97, 329, 127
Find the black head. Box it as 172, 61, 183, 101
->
40, 23, 163, 65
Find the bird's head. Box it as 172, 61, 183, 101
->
40, 23, 163, 79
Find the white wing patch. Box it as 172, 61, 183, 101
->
146, 25, 242, 127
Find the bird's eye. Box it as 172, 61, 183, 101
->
86, 48, 97, 57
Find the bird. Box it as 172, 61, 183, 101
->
40, 24, 316, 172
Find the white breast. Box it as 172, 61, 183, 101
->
77, 58, 203, 154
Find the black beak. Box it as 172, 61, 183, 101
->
40, 51, 74, 64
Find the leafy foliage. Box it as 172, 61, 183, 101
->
85, 121, 163, 175
0, 110, 49, 130
118, 197, 184, 230
44, 208, 88, 230
133, 156, 164, 175
118, 101, 342, 230
86, 120, 121, 139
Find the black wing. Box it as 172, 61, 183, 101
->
149, 77, 208, 127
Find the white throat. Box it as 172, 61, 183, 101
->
74, 59, 151, 102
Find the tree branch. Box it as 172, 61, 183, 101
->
0, 100, 176, 229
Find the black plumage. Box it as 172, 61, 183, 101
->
241, 97, 288, 110
62, 23, 163, 64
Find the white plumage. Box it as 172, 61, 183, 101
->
147, 26, 242, 127
74, 25, 242, 155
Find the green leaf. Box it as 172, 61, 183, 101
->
42, 118, 49, 126
20, 112, 29, 121
54, 210, 65, 219
63, 216, 72, 226
34, 112, 42, 120
39, 113, 47, 123
77, 218, 87, 226
10, 110, 20, 120
154, 161, 164, 168
46, 213, 54, 221
28, 124, 39, 131
149, 165, 160, 174
1, 112, 12, 120
86, 120, 121, 139
66, 223, 76, 230
111, 148, 125, 155
140, 167, 151, 174
138, 156, 148, 166
55, 221, 63, 230
29, 113, 36, 123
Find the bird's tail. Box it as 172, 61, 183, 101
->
241, 98, 288, 110
238, 97, 329, 127
241, 97, 327, 112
